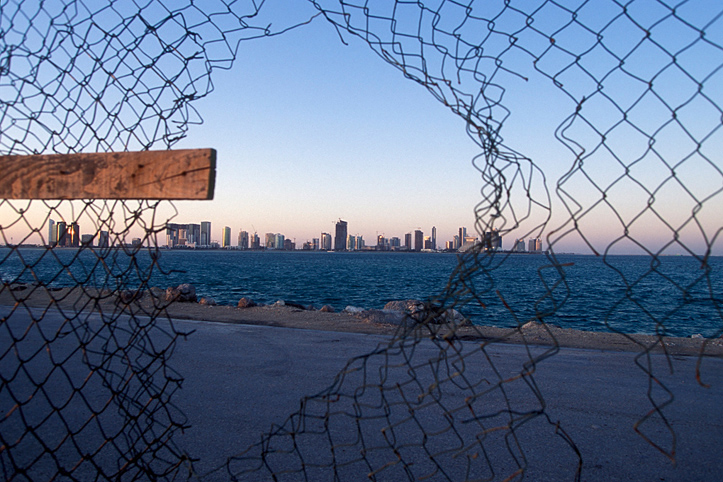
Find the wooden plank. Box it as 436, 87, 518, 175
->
0, 149, 216, 200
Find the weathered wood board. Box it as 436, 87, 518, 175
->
0, 149, 216, 200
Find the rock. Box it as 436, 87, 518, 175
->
319, 305, 335, 313
165, 287, 179, 302
343, 306, 365, 314
285, 301, 307, 310
118, 289, 143, 304
177, 283, 197, 302
384, 300, 425, 313
9, 284, 27, 292
272, 300, 286, 307
199, 297, 217, 306
354, 309, 406, 325
691, 333, 704, 339
165, 284, 196, 302
148, 287, 165, 299
237, 297, 256, 308
520, 320, 543, 331
433, 308, 469, 326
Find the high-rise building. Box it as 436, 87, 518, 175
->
265, 233, 275, 249
250, 233, 260, 249
99, 231, 109, 248
200, 221, 211, 246
483, 229, 502, 251
275, 233, 285, 250
376, 235, 386, 251
404, 233, 412, 250
69, 223, 80, 247
238, 230, 249, 249
334, 220, 348, 251
56, 222, 67, 247
48, 219, 56, 246
459, 227, 467, 247
312, 238, 320, 251
414, 230, 423, 251
81, 234, 94, 246
347, 234, 356, 251
187, 223, 200, 245
390, 237, 400, 248
514, 238, 526, 252
528, 237, 542, 253
321, 232, 332, 251
453, 235, 460, 250
222, 226, 231, 247
431, 226, 437, 251
356, 236, 364, 250
424, 236, 432, 250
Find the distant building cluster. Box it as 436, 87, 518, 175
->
45, 218, 543, 254
47, 219, 110, 248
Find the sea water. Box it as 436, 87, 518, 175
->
1, 248, 721, 338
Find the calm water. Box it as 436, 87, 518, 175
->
1, 248, 721, 338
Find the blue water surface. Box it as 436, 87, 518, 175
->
1, 248, 721, 338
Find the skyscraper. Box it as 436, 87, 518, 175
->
56, 222, 67, 247
265, 233, 276, 249
321, 233, 332, 251
69, 223, 80, 247
222, 226, 231, 247
48, 219, 56, 246
275, 233, 285, 250
528, 237, 542, 253
405, 233, 412, 250
414, 230, 423, 251
334, 219, 347, 251
458, 227, 467, 247
188, 223, 200, 245
200, 221, 211, 246
431, 226, 437, 251
483, 229, 502, 251
238, 230, 249, 249
99, 231, 109, 248
250, 233, 260, 249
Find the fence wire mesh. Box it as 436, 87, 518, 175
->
1, 0, 721, 480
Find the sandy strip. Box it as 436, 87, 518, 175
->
2, 284, 721, 357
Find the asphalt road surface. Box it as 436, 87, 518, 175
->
1, 308, 721, 481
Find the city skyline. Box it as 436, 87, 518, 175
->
163, 218, 523, 253
1, 2, 719, 257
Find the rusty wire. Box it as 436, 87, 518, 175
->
1, 0, 722, 480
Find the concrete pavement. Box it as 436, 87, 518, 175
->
1, 308, 721, 481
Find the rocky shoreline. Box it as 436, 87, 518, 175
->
2, 282, 722, 357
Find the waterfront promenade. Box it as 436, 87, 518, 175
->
1, 304, 721, 481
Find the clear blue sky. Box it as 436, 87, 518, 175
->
3, 0, 721, 256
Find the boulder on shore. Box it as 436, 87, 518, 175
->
165, 283, 197, 302
343, 306, 365, 314
118, 289, 144, 304
383, 300, 425, 313
237, 297, 256, 308
199, 297, 217, 306
319, 305, 335, 313
383, 299, 469, 325
353, 309, 406, 325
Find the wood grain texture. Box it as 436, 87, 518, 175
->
0, 149, 216, 200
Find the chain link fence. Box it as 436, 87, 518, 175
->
1, 0, 721, 480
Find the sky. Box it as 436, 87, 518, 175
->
2, 0, 722, 256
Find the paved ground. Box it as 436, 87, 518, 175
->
174, 318, 723, 482
1, 307, 721, 481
